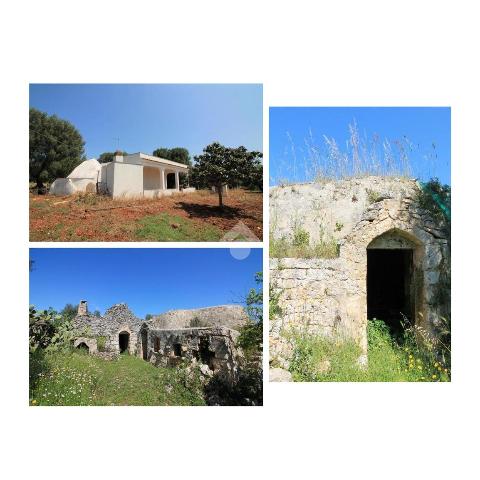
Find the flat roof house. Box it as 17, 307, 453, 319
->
50, 153, 190, 199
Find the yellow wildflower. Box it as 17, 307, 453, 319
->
432, 374, 437, 379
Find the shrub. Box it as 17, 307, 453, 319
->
417, 178, 451, 227
287, 318, 450, 382
97, 336, 107, 352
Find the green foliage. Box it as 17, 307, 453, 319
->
29, 351, 206, 406
29, 305, 76, 354
335, 222, 344, 232
417, 178, 451, 227
136, 213, 222, 241
366, 188, 382, 204
97, 151, 128, 164
269, 284, 283, 321
60, 303, 78, 322
292, 228, 309, 247
238, 272, 263, 353
29, 306, 57, 352
145, 313, 153, 321
153, 147, 191, 166
288, 319, 451, 382
29, 108, 85, 189
204, 364, 262, 406
270, 234, 338, 259
93, 310, 101, 317
96, 336, 107, 352
191, 142, 263, 206
152, 147, 191, 188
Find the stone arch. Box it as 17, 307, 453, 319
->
339, 207, 438, 354
366, 228, 425, 334
76, 342, 89, 352
73, 337, 97, 354
118, 330, 130, 353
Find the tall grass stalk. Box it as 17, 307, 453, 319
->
271, 120, 443, 185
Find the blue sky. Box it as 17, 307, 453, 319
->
270, 107, 451, 185
29, 84, 263, 159
29, 248, 262, 318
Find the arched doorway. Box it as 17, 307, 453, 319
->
119, 331, 130, 353
76, 342, 89, 353
367, 229, 422, 335
141, 329, 148, 360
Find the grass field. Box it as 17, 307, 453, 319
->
29, 351, 206, 406
29, 189, 263, 242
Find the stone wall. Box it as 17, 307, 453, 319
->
270, 176, 450, 366
149, 305, 249, 330
145, 327, 243, 381
72, 302, 247, 380
73, 303, 143, 355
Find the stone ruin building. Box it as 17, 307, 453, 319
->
270, 176, 450, 366
73, 301, 249, 380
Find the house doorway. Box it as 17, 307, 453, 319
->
119, 331, 130, 353
166, 172, 176, 189
367, 249, 414, 334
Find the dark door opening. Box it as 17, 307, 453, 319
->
166, 173, 176, 189
367, 249, 414, 334
119, 331, 130, 353
141, 330, 148, 360
199, 338, 215, 371
173, 343, 182, 357
77, 342, 89, 353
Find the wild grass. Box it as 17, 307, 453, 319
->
270, 221, 339, 259
136, 213, 222, 241
288, 319, 450, 382
29, 350, 206, 406
272, 120, 445, 185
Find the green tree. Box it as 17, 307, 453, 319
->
97, 151, 128, 164
238, 272, 263, 353
153, 147, 191, 188
60, 303, 78, 322
145, 313, 153, 321
191, 142, 263, 206
29, 108, 85, 192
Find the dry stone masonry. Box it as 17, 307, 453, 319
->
73, 302, 248, 380
270, 176, 450, 368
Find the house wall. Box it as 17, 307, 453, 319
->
108, 162, 143, 198
143, 166, 161, 190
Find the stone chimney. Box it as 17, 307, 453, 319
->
78, 300, 88, 316
113, 150, 124, 163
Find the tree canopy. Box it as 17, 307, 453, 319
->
191, 142, 263, 206
152, 147, 191, 166
29, 108, 85, 190
97, 151, 128, 164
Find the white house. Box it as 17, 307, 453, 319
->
50, 153, 191, 199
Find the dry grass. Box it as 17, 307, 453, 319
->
30, 189, 263, 242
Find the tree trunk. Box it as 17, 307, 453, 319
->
217, 184, 223, 207
36, 179, 46, 195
